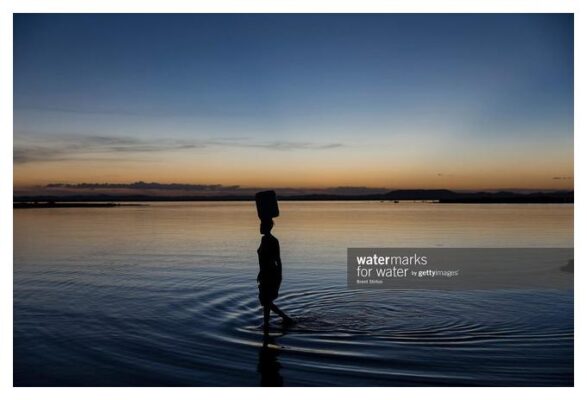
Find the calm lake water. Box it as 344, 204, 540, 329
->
13, 201, 573, 386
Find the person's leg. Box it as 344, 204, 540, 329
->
263, 305, 270, 329
270, 303, 294, 323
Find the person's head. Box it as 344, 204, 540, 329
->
260, 219, 274, 235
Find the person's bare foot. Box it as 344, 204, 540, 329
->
282, 316, 295, 326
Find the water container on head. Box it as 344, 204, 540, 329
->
255, 190, 279, 220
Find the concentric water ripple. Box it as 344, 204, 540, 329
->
14, 262, 573, 386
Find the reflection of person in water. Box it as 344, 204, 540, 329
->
257, 218, 294, 330
257, 334, 284, 386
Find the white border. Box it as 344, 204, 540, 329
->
1, 1, 582, 400
0, 0, 581, 13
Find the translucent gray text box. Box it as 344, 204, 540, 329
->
347, 248, 573, 289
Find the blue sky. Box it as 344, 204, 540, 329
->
13, 14, 573, 190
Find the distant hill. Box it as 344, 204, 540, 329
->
383, 189, 457, 200
382, 189, 573, 203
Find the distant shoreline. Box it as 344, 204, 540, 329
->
13, 189, 573, 205
13, 202, 147, 209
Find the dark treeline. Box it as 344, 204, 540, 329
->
14, 190, 573, 204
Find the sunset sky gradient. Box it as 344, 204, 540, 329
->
14, 14, 573, 192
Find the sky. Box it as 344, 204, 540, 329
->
13, 14, 574, 193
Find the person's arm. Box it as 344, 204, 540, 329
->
275, 238, 282, 280
257, 236, 265, 283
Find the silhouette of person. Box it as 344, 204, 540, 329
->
257, 333, 284, 386
257, 218, 294, 330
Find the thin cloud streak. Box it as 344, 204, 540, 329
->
46, 181, 241, 191
14, 134, 344, 164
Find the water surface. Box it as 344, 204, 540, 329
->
13, 202, 573, 386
